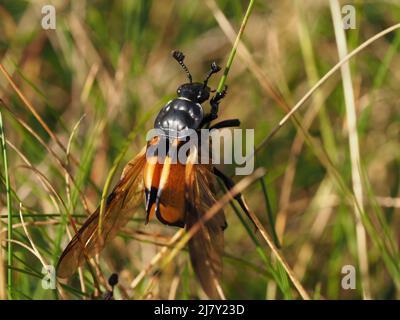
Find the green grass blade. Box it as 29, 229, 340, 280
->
0, 110, 13, 300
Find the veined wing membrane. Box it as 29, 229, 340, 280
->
57, 147, 147, 278
185, 149, 226, 299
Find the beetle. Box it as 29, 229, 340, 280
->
57, 50, 251, 299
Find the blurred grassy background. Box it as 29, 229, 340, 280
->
0, 0, 399, 299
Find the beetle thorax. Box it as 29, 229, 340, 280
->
154, 98, 204, 137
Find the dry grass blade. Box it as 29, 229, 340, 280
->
2, 239, 45, 265
293, 179, 337, 280
65, 114, 87, 209
13, 163, 103, 291
376, 197, 400, 208
18, 203, 47, 268
130, 229, 185, 289
0, 220, 59, 236
329, 0, 370, 299
244, 203, 311, 300
274, 0, 339, 242
260, 22, 400, 151
206, 0, 288, 110
0, 64, 66, 154
1, 100, 91, 214
168, 275, 180, 300
7, 140, 62, 213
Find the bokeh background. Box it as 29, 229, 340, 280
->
0, 0, 399, 299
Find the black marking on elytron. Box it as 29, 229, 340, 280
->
155, 205, 185, 228
145, 184, 185, 228
145, 187, 158, 224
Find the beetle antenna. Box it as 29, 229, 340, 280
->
172, 50, 192, 83
203, 62, 221, 87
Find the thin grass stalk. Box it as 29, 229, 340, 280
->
216, 179, 269, 265
0, 110, 13, 299
0, 64, 66, 154
272, 0, 339, 243
229, 197, 290, 297
217, 179, 289, 296
244, 204, 310, 300
216, 0, 255, 93
329, 0, 370, 299
252, 22, 400, 157
260, 177, 280, 247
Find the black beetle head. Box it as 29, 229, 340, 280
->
172, 50, 221, 104
177, 82, 210, 103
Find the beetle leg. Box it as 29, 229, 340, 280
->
200, 113, 213, 127
213, 166, 256, 229
201, 86, 228, 128
209, 119, 240, 130
209, 85, 228, 120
